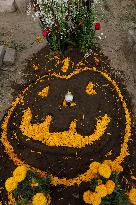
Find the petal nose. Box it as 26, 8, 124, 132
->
63, 100, 76, 107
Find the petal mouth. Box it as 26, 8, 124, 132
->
20, 108, 111, 148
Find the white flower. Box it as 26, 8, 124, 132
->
26, 2, 32, 16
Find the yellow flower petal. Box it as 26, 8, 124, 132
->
105, 180, 115, 195
129, 188, 136, 205
95, 184, 107, 198
98, 164, 111, 179
5, 177, 18, 192
13, 165, 27, 182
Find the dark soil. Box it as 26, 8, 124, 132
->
0, 46, 135, 205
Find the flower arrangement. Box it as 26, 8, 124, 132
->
5, 167, 51, 205
29, 0, 96, 53
83, 161, 136, 205
5, 165, 27, 192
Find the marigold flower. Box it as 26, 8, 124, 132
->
98, 164, 111, 178
89, 162, 100, 174
32, 193, 48, 205
13, 165, 27, 182
5, 177, 18, 192
111, 163, 123, 173
105, 180, 115, 195
129, 188, 136, 205
83, 190, 101, 205
103, 160, 112, 168
95, 184, 107, 198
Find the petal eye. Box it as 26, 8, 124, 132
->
86, 82, 97, 95
38, 86, 49, 97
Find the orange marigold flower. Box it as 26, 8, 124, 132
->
103, 160, 112, 168
13, 165, 27, 182
105, 180, 115, 195
95, 184, 107, 198
98, 164, 111, 179
83, 190, 101, 205
5, 177, 18, 192
111, 163, 123, 173
129, 188, 136, 205
89, 162, 101, 174
32, 193, 48, 205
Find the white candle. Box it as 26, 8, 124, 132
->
65, 91, 73, 103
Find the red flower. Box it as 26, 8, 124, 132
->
42, 31, 48, 37
95, 23, 101, 30
42, 27, 51, 38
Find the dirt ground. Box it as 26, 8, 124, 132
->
0, 10, 47, 120
0, 0, 136, 119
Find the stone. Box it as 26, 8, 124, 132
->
15, 0, 29, 13
128, 29, 136, 44
3, 48, 16, 65
0, 45, 5, 66
0, 0, 16, 13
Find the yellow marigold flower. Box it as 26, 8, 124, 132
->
89, 162, 101, 174
5, 177, 18, 192
111, 163, 123, 173
103, 160, 112, 168
32, 193, 48, 205
95, 184, 107, 198
105, 180, 115, 195
83, 190, 101, 205
13, 165, 27, 182
98, 164, 111, 179
129, 188, 136, 205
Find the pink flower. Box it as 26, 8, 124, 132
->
95, 23, 101, 30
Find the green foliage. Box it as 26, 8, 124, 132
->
35, 0, 96, 54
90, 178, 98, 191
74, 6, 95, 53
13, 170, 51, 205
101, 189, 130, 205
